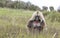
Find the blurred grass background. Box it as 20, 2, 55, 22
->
0, 8, 60, 38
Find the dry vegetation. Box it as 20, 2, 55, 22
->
0, 8, 60, 38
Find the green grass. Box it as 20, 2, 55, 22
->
0, 8, 60, 38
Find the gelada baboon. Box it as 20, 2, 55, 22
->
27, 11, 46, 33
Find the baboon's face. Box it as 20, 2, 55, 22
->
34, 15, 41, 22
33, 15, 42, 27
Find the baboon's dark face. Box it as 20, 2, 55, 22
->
34, 15, 41, 22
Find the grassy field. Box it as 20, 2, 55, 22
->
0, 8, 60, 38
